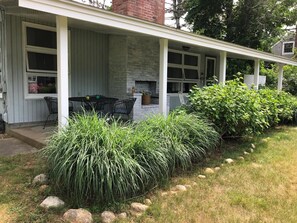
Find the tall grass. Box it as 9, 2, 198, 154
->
42, 111, 219, 205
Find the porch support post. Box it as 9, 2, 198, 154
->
56, 16, 69, 128
159, 38, 168, 116
253, 58, 260, 90
219, 51, 227, 85
277, 63, 284, 91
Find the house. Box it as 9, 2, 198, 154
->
0, 0, 296, 130
271, 32, 296, 58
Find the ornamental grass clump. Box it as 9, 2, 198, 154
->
135, 111, 219, 173
43, 113, 148, 205
43, 111, 219, 206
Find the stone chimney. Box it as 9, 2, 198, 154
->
112, 0, 165, 25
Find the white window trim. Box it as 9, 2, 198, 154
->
23, 22, 58, 99
282, 41, 295, 55
168, 49, 201, 93
205, 56, 217, 84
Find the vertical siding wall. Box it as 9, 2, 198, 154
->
5, 15, 108, 124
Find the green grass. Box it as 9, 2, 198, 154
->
1, 126, 297, 222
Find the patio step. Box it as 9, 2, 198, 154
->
7, 126, 55, 150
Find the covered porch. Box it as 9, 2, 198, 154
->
0, 0, 296, 131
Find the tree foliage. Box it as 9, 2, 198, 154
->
185, 0, 297, 50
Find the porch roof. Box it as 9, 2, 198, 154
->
13, 0, 297, 66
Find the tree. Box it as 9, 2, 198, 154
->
166, 0, 187, 29
185, 0, 297, 51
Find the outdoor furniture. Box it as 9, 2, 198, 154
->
69, 95, 118, 114
111, 98, 137, 120
43, 97, 73, 129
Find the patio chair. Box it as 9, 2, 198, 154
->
43, 97, 58, 129
43, 97, 74, 129
111, 98, 137, 121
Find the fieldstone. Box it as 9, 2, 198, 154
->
204, 168, 215, 174
250, 148, 254, 153
192, 182, 197, 186
225, 158, 234, 164
251, 143, 256, 149
131, 202, 149, 212
214, 167, 221, 171
185, 184, 192, 188
238, 156, 245, 161
221, 163, 225, 167
161, 192, 168, 196
174, 185, 187, 191
198, 175, 206, 179
40, 196, 65, 209
144, 199, 152, 205
32, 174, 48, 185
63, 208, 93, 223
117, 212, 127, 219
244, 151, 250, 155
39, 185, 49, 193
101, 211, 116, 223
170, 191, 178, 195
251, 163, 263, 168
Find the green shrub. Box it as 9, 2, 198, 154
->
189, 78, 297, 138
42, 111, 219, 206
189, 78, 269, 137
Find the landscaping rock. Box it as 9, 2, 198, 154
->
251, 163, 263, 168
225, 158, 234, 164
250, 148, 254, 153
244, 151, 250, 155
144, 199, 152, 205
131, 202, 149, 212
101, 211, 116, 223
161, 192, 168, 196
170, 191, 178, 195
63, 208, 93, 223
118, 212, 127, 219
32, 174, 48, 185
198, 174, 206, 179
238, 156, 245, 161
39, 185, 49, 193
214, 167, 221, 171
204, 168, 215, 174
174, 185, 187, 191
251, 143, 256, 149
40, 196, 65, 209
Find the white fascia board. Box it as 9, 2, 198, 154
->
19, 0, 297, 66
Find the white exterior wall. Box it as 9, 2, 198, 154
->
4, 14, 109, 124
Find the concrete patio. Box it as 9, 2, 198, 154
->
7, 125, 56, 149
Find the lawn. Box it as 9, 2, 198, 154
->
1, 126, 297, 222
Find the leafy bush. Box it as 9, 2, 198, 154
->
189, 78, 297, 138
43, 111, 219, 205
189, 78, 269, 137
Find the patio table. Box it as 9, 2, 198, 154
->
69, 95, 118, 114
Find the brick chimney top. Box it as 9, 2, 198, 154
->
112, 0, 165, 25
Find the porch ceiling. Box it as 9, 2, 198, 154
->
15, 0, 297, 66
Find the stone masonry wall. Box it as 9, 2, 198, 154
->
127, 36, 159, 94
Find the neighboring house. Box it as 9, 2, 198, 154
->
0, 0, 296, 129
272, 34, 296, 59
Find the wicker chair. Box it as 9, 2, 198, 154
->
111, 98, 137, 121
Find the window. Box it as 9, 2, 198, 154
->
205, 57, 217, 85
282, 41, 295, 55
23, 22, 57, 98
167, 50, 200, 93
